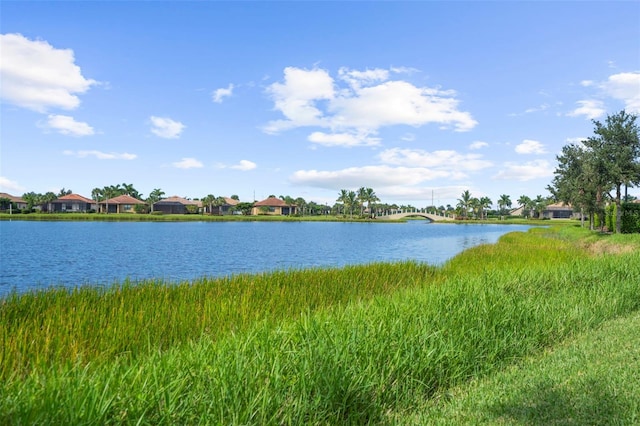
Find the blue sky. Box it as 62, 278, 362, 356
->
1, 1, 639, 208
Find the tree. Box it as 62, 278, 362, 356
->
42, 192, 57, 212
584, 110, 640, 233
357, 187, 379, 218
202, 194, 216, 215
337, 189, 358, 218
57, 188, 72, 197
533, 195, 548, 219
457, 190, 472, 219
147, 188, 165, 213
517, 195, 532, 218
479, 196, 492, 220
497, 194, 512, 219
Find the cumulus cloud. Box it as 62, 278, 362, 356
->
308, 131, 380, 147
601, 72, 640, 113
230, 160, 257, 171
263, 66, 477, 146
378, 148, 492, 171
150, 116, 185, 139
0, 33, 97, 112
63, 150, 136, 160
515, 139, 547, 154
0, 176, 26, 193
172, 157, 203, 169
493, 160, 554, 181
289, 148, 492, 190
469, 141, 488, 150
212, 84, 234, 103
290, 165, 452, 188
44, 114, 95, 136
567, 100, 606, 120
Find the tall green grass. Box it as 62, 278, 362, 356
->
1, 226, 639, 424
0, 262, 434, 380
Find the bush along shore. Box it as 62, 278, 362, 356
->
1, 226, 639, 424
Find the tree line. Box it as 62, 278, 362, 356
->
548, 110, 640, 233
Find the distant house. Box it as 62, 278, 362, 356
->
204, 197, 240, 215
153, 196, 202, 214
100, 194, 146, 213
542, 202, 576, 219
49, 193, 94, 212
252, 196, 297, 216
0, 192, 27, 211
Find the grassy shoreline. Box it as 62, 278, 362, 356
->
1, 225, 638, 424
0, 211, 551, 225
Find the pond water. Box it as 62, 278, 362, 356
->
0, 220, 532, 296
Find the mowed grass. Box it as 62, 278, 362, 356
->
405, 310, 640, 424
1, 225, 639, 424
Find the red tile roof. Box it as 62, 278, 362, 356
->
254, 196, 295, 207
55, 193, 94, 203
104, 194, 146, 204
0, 193, 26, 203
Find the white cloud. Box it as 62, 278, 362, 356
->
290, 165, 452, 189
469, 141, 488, 150
580, 80, 594, 87
0, 176, 26, 193
172, 157, 203, 169
212, 84, 234, 103
567, 100, 605, 120
515, 139, 547, 154
601, 72, 640, 113
378, 148, 492, 171
230, 160, 257, 171
263, 66, 477, 138
493, 160, 554, 181
45, 114, 94, 136
0, 33, 97, 112
150, 116, 185, 139
307, 131, 380, 147
63, 150, 136, 160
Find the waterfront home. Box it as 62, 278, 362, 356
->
153, 196, 202, 214
48, 193, 94, 213
99, 194, 146, 213
542, 202, 577, 219
252, 196, 297, 216
205, 197, 240, 215
0, 193, 28, 210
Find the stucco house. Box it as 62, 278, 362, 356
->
48, 193, 94, 212
542, 202, 577, 219
204, 197, 240, 215
100, 194, 146, 213
252, 196, 297, 216
0, 193, 28, 211
153, 196, 202, 214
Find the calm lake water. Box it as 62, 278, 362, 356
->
0, 220, 532, 296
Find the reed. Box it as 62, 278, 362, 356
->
1, 225, 638, 424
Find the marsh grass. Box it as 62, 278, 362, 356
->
1, 225, 639, 424
0, 262, 434, 379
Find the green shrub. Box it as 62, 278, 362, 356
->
621, 203, 640, 234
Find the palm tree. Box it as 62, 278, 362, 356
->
457, 190, 473, 219
517, 195, 532, 218
534, 195, 548, 219
498, 194, 512, 219
479, 196, 492, 220
337, 189, 349, 216
147, 188, 165, 213
362, 187, 379, 218
202, 194, 216, 215
345, 190, 358, 218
